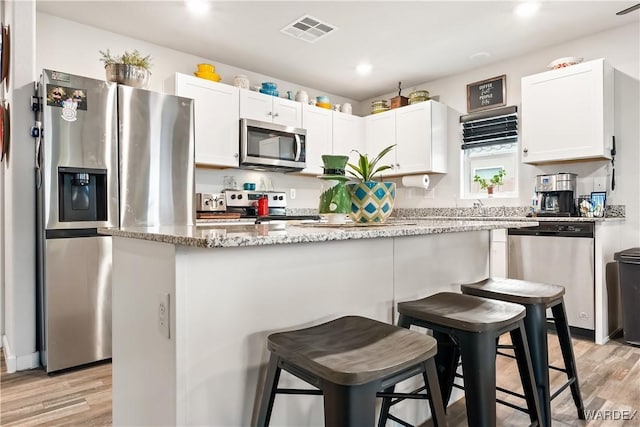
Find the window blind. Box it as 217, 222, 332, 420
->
460, 106, 518, 150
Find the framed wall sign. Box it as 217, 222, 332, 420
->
467, 74, 506, 113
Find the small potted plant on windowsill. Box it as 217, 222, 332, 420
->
473, 168, 506, 195
99, 49, 152, 88
346, 144, 396, 223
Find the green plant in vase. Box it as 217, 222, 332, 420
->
346, 144, 396, 223
473, 168, 506, 195
99, 48, 152, 88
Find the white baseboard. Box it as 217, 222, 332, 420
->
2, 335, 40, 373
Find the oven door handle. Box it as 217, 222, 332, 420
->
294, 134, 301, 161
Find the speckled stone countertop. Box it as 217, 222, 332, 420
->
99, 218, 539, 248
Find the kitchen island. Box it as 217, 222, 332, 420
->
101, 219, 537, 426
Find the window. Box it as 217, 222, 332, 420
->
460, 106, 519, 199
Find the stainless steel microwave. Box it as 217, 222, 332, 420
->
239, 119, 307, 171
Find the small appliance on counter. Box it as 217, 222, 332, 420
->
534, 173, 577, 216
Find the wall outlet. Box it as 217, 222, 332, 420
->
289, 188, 296, 199
158, 292, 170, 339
593, 176, 607, 192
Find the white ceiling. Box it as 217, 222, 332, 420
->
37, 1, 639, 100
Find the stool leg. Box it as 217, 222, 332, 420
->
457, 331, 497, 427
256, 354, 281, 427
377, 385, 394, 427
523, 304, 552, 427
432, 330, 460, 409
510, 320, 543, 427
322, 381, 378, 426
551, 301, 586, 419
423, 358, 448, 427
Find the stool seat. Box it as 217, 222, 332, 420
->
268, 315, 438, 386
398, 292, 525, 333
461, 278, 565, 305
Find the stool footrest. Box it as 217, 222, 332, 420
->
275, 388, 322, 395
387, 413, 415, 427
550, 377, 576, 401
497, 350, 516, 359
496, 385, 526, 401
496, 396, 530, 414
549, 364, 568, 373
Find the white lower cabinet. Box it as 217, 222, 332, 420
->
165, 73, 239, 167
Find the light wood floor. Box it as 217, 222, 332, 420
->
1, 335, 638, 426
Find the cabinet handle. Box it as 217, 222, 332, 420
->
396, 163, 400, 169
523, 147, 528, 154
234, 153, 239, 158
267, 111, 272, 116
274, 112, 280, 117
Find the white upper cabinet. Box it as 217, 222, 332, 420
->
165, 73, 239, 167
395, 101, 447, 174
301, 104, 333, 175
364, 109, 396, 165
301, 106, 365, 176
333, 112, 365, 169
364, 100, 448, 176
521, 58, 614, 164
239, 89, 302, 128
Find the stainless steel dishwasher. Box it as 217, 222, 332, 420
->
508, 222, 595, 339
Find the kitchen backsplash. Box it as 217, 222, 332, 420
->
287, 205, 625, 218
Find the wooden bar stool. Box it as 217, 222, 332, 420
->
461, 278, 585, 427
255, 315, 448, 427
380, 292, 542, 427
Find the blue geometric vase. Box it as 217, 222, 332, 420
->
347, 181, 396, 223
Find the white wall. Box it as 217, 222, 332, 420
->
2, 0, 39, 371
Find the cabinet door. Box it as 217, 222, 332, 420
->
521, 58, 613, 164
174, 74, 239, 167
395, 101, 447, 174
239, 89, 274, 122
395, 102, 432, 175
333, 112, 364, 168
301, 104, 333, 175
273, 97, 302, 128
364, 110, 396, 173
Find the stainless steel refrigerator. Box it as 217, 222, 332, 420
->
36, 70, 194, 372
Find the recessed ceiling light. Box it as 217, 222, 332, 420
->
514, 2, 540, 18
470, 52, 491, 62
356, 63, 372, 76
185, 0, 210, 15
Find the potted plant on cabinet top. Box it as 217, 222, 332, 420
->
99, 49, 152, 88
346, 144, 396, 223
473, 168, 506, 195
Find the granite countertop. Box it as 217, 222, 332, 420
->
405, 216, 622, 223
99, 218, 539, 248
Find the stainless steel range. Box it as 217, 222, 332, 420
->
222, 190, 319, 222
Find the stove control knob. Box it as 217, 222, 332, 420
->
230, 194, 236, 200
279, 195, 284, 200
238, 194, 243, 200
272, 195, 278, 200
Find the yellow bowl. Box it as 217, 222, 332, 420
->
194, 71, 221, 82
315, 102, 332, 109
197, 63, 215, 73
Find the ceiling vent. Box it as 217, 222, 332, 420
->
281, 15, 337, 43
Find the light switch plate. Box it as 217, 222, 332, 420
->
158, 292, 170, 339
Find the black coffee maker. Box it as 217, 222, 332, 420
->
535, 173, 577, 216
